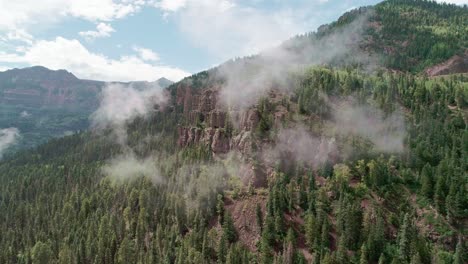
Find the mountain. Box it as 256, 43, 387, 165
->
0, 66, 173, 153
281, 0, 467, 74
155, 77, 174, 88
0, 1, 466, 264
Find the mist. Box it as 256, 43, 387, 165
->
0, 128, 20, 159
264, 125, 336, 168
90, 83, 167, 183
90, 83, 167, 144
101, 151, 162, 184
215, 9, 377, 110
179, 163, 228, 217
332, 101, 406, 153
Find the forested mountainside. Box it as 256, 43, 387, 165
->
0, 66, 173, 153
285, 0, 467, 74
0, 1, 467, 264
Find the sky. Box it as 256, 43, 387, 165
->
0, 0, 465, 82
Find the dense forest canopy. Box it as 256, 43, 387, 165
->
0, 0, 467, 264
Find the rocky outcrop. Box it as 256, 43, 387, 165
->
175, 83, 261, 155
175, 83, 289, 188
235, 109, 259, 131
211, 129, 230, 153
176, 86, 219, 117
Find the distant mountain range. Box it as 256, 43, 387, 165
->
0, 66, 173, 153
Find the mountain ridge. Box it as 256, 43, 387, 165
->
0, 65, 174, 152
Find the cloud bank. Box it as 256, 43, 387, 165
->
0, 37, 189, 82
156, 0, 313, 61
216, 12, 375, 109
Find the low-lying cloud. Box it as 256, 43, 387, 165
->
215, 10, 377, 110
91, 83, 168, 184
0, 128, 20, 159
101, 151, 162, 184
332, 101, 406, 153
90, 83, 167, 144
264, 126, 337, 168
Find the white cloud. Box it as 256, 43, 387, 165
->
155, 0, 188, 12
0, 0, 146, 32
435, 0, 468, 4
102, 152, 162, 184
6, 29, 34, 44
0, 37, 189, 82
133, 46, 160, 61
91, 83, 166, 130
79, 23, 115, 40
155, 0, 308, 60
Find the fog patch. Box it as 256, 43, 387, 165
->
332, 101, 406, 153
215, 10, 378, 110
264, 125, 337, 168
179, 163, 228, 216
0, 128, 20, 159
90, 83, 167, 184
90, 83, 167, 144
102, 151, 162, 184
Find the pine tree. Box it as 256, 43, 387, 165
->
397, 214, 412, 263
378, 253, 386, 264
304, 211, 316, 252
410, 253, 422, 264
336, 235, 347, 263
31, 241, 54, 264
217, 194, 225, 225
217, 233, 228, 264
453, 236, 464, 264
222, 212, 237, 243
420, 164, 433, 199
360, 244, 368, 264
256, 204, 263, 232
320, 217, 330, 249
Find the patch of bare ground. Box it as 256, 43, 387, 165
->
221, 192, 317, 262
406, 189, 457, 245
425, 50, 468, 77
223, 194, 267, 252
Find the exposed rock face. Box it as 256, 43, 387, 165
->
211, 129, 230, 154
174, 84, 271, 188
175, 84, 259, 154
235, 109, 259, 131
208, 111, 226, 128
176, 86, 219, 116
425, 50, 468, 77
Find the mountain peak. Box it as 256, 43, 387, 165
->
156, 77, 174, 88
0, 66, 78, 82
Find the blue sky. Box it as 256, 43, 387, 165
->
0, 0, 465, 82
